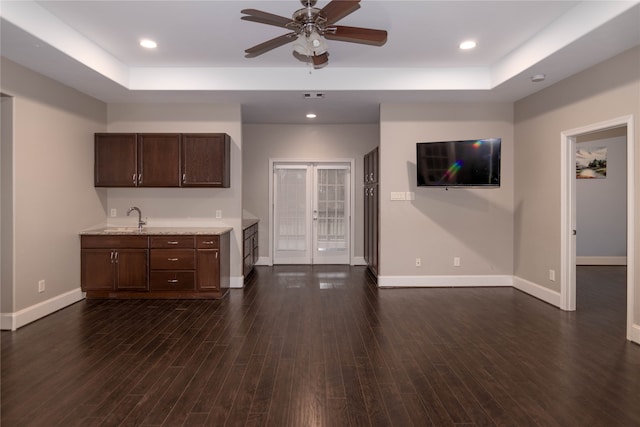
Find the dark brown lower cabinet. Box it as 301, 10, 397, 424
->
81, 235, 148, 292
81, 231, 230, 299
243, 222, 259, 280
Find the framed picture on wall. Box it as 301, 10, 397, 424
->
576, 147, 607, 179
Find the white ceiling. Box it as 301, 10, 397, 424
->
1, 0, 639, 124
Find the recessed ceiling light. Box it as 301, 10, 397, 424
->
306, 113, 317, 119
459, 40, 477, 50
140, 39, 157, 49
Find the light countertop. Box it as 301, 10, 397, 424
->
242, 219, 259, 230
80, 226, 233, 236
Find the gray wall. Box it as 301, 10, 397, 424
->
378, 103, 515, 278
242, 123, 379, 261
106, 103, 244, 281
1, 96, 14, 314
0, 57, 107, 317
576, 131, 627, 260
514, 46, 639, 323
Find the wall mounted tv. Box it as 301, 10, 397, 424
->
416, 138, 501, 187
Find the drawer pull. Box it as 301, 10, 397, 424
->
167, 241, 179, 245
168, 258, 179, 261
167, 279, 178, 283
202, 241, 215, 245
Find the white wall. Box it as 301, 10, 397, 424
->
0, 58, 107, 328
379, 103, 514, 283
106, 103, 244, 282
242, 123, 379, 262
576, 132, 627, 262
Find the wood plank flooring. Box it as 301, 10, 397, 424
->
2, 265, 639, 426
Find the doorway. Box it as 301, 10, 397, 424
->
272, 161, 352, 265
561, 115, 636, 342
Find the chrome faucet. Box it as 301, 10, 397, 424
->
126, 206, 147, 230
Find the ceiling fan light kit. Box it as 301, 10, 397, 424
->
242, 0, 387, 68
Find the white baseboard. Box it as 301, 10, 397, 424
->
630, 323, 640, 345
351, 256, 366, 266
378, 274, 512, 288
0, 288, 85, 331
512, 276, 562, 308
256, 257, 271, 266
576, 256, 627, 265
230, 276, 244, 289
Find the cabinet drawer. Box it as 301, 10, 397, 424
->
81, 235, 148, 249
196, 236, 219, 249
150, 271, 195, 291
150, 249, 195, 269
150, 236, 194, 248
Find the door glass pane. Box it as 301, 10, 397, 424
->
316, 168, 347, 252
275, 168, 307, 251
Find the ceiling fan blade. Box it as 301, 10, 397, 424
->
324, 25, 387, 46
320, 0, 361, 24
241, 9, 293, 28
312, 52, 329, 67
245, 33, 297, 58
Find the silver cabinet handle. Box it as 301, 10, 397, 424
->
182, 173, 186, 183
168, 258, 179, 261
132, 173, 136, 185
167, 279, 178, 283
110, 251, 114, 262
138, 173, 142, 185
202, 240, 215, 245
114, 251, 119, 263
215, 251, 218, 259
167, 241, 179, 245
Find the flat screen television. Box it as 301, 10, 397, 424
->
416, 138, 501, 187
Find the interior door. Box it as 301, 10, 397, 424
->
273, 162, 350, 265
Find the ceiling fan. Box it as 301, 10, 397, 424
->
241, 0, 387, 68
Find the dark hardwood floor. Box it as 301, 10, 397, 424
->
2, 265, 639, 426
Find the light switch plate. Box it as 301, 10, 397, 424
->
390, 192, 406, 201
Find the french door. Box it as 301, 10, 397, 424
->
273, 162, 351, 264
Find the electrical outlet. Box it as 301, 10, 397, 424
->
110, 208, 117, 217
415, 258, 421, 267
549, 269, 556, 281
215, 210, 222, 219
453, 257, 461, 267
38, 280, 45, 293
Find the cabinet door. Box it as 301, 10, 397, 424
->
197, 249, 220, 291
138, 134, 181, 187
115, 249, 148, 291
252, 231, 259, 265
95, 134, 137, 187
364, 186, 370, 265
81, 249, 115, 291
181, 134, 230, 187
371, 185, 379, 275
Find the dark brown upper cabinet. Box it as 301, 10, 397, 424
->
181, 133, 230, 187
138, 133, 181, 187
94, 133, 230, 188
95, 133, 137, 187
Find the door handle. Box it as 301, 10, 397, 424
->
313, 210, 318, 220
